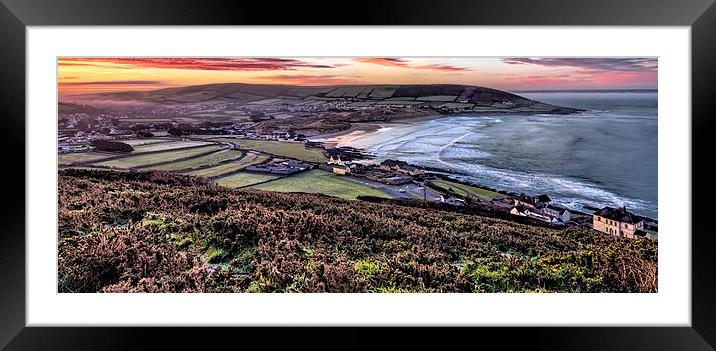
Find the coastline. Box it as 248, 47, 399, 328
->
309, 110, 657, 221
310, 114, 448, 148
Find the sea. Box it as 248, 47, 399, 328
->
339, 91, 658, 219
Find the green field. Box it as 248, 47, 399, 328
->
217, 139, 327, 162
430, 179, 501, 200
368, 86, 397, 99
215, 172, 280, 188
285, 86, 334, 97
132, 140, 213, 153
94, 145, 224, 169
183, 152, 268, 177
121, 138, 171, 146
416, 95, 457, 102
253, 169, 390, 201
58, 152, 115, 165
147, 149, 242, 171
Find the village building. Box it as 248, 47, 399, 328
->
327, 155, 346, 165
543, 205, 571, 223
510, 205, 551, 222
379, 159, 424, 176
331, 164, 351, 175
513, 194, 551, 208
592, 206, 646, 239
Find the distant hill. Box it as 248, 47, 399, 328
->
65, 83, 581, 114
58, 101, 102, 114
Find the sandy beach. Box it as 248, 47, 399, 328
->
310, 114, 446, 149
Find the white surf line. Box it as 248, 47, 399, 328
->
439, 131, 475, 153
367, 123, 455, 152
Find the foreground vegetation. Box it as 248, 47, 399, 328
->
58, 169, 657, 293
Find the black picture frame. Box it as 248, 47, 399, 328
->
2, 0, 715, 349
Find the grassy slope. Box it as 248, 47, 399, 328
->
148, 150, 242, 171
57, 169, 657, 293
216, 139, 327, 162
58, 152, 115, 165
215, 172, 280, 188
183, 153, 268, 177
430, 179, 502, 200
95, 145, 223, 169
253, 169, 390, 201
131, 140, 211, 153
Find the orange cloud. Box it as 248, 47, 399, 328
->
58, 58, 335, 71
353, 58, 470, 72
259, 74, 363, 86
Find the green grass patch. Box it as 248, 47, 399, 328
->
416, 95, 457, 102
368, 86, 397, 99
215, 172, 280, 188
183, 152, 269, 177
120, 138, 172, 146
217, 139, 327, 162
58, 152, 114, 165
147, 149, 242, 171
430, 179, 501, 200
94, 145, 223, 169
132, 140, 212, 153
205, 247, 229, 264
253, 169, 390, 200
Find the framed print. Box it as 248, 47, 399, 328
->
2, 0, 716, 349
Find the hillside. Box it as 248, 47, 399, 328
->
58, 101, 102, 114
67, 83, 581, 114
58, 169, 656, 293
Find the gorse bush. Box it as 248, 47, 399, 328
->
58, 169, 657, 293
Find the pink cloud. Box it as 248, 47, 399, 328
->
353, 58, 470, 72
58, 58, 335, 71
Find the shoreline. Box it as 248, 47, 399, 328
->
309, 113, 658, 222
310, 114, 448, 148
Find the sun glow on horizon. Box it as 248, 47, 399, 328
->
58, 57, 658, 97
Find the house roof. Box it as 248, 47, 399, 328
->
545, 204, 568, 214
634, 229, 648, 237
512, 205, 529, 212
401, 165, 419, 171
381, 159, 408, 167
535, 194, 551, 203
594, 206, 642, 224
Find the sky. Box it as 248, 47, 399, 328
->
57, 57, 658, 96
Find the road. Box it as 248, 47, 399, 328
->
343, 176, 442, 201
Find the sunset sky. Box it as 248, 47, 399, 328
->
58, 57, 658, 97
